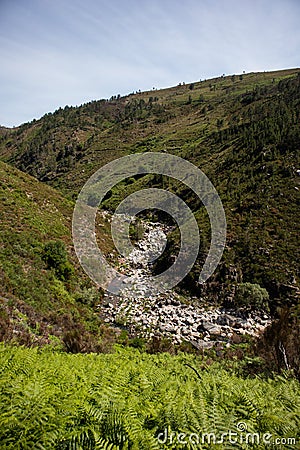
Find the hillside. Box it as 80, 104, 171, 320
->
0, 68, 299, 308
0, 160, 118, 351
0, 69, 300, 449
0, 69, 299, 195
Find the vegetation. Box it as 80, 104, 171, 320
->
0, 68, 299, 309
0, 344, 299, 449
0, 69, 299, 446
42, 240, 74, 281
0, 161, 117, 351
234, 283, 269, 311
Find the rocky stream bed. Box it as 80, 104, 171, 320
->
99, 218, 271, 349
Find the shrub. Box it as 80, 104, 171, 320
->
235, 282, 269, 310
42, 240, 74, 281
129, 336, 146, 350
75, 287, 100, 307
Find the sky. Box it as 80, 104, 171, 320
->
0, 0, 299, 127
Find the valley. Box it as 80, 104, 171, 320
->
100, 215, 271, 348
0, 68, 299, 449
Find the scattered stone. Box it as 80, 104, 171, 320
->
195, 340, 216, 350
99, 213, 272, 346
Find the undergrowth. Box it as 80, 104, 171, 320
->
0, 344, 299, 449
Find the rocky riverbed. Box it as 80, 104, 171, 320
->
99, 217, 271, 349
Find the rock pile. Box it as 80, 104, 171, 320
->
99, 218, 271, 348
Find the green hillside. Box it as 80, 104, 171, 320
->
0, 68, 300, 449
1, 68, 299, 307
0, 160, 117, 351
0, 69, 299, 195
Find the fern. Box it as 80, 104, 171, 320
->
0, 344, 299, 449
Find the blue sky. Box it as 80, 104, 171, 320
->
0, 0, 299, 127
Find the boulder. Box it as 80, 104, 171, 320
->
199, 321, 222, 335
216, 314, 237, 326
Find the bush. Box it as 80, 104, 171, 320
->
129, 336, 146, 350
235, 282, 269, 310
42, 240, 74, 281
75, 287, 100, 307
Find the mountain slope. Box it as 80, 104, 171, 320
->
0, 70, 299, 449
0, 160, 116, 350
0, 68, 298, 195
1, 68, 299, 308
